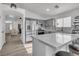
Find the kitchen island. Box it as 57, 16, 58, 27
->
32, 33, 79, 56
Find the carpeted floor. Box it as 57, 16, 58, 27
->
0, 33, 32, 56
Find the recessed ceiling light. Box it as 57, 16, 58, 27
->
46, 8, 50, 12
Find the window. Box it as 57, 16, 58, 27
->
63, 16, 71, 27
56, 16, 71, 27
56, 18, 63, 27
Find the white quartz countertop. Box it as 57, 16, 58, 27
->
32, 33, 79, 49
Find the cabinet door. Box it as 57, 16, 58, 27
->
32, 39, 46, 56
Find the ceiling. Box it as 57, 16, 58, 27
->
3, 10, 23, 22
3, 3, 79, 18
4, 10, 23, 17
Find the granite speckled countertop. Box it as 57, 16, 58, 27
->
32, 33, 79, 49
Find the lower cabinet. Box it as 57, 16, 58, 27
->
32, 39, 57, 56
32, 39, 46, 56
32, 38, 70, 56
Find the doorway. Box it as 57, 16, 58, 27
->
0, 10, 29, 56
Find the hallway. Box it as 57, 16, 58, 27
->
0, 34, 31, 56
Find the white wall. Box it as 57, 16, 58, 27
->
0, 9, 5, 50
5, 23, 10, 33
25, 10, 44, 20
